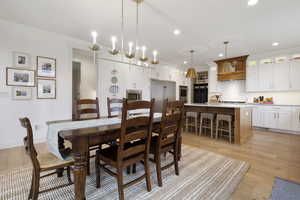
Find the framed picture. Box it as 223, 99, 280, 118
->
13, 52, 31, 68
6, 68, 36, 87
37, 56, 56, 78
37, 79, 56, 99
12, 87, 32, 100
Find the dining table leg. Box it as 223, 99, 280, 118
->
72, 136, 88, 200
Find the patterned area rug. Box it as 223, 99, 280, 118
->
0, 145, 249, 200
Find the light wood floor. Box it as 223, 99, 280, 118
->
1, 129, 300, 200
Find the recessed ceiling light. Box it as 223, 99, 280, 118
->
272, 42, 279, 46
248, 0, 258, 6
183, 61, 188, 64
219, 53, 224, 57
173, 29, 181, 35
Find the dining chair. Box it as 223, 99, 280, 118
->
19, 118, 73, 200
107, 97, 123, 118
73, 97, 101, 175
95, 99, 155, 200
149, 99, 184, 187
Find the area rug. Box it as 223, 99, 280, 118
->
0, 145, 249, 200
270, 177, 300, 200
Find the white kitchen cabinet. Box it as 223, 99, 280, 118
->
277, 110, 292, 130
292, 108, 300, 132
259, 63, 274, 91
273, 62, 290, 91
253, 106, 293, 131
252, 107, 262, 127
246, 62, 259, 92
290, 60, 300, 90
261, 110, 278, 129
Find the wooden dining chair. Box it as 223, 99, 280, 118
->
73, 97, 101, 175
19, 118, 73, 200
107, 97, 123, 118
149, 99, 184, 187
95, 99, 155, 200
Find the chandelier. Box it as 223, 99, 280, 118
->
89, 0, 159, 66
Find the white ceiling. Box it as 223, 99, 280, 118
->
1, 0, 300, 66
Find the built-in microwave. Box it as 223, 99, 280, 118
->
126, 90, 142, 101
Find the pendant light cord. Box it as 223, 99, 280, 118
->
136, 1, 139, 54
121, 0, 125, 59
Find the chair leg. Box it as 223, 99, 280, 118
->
117, 166, 125, 200
229, 121, 232, 143
95, 151, 101, 188
28, 170, 35, 199
132, 163, 136, 174
216, 120, 219, 139
126, 166, 131, 174
155, 153, 163, 187
87, 150, 90, 175
32, 172, 40, 200
67, 166, 72, 183
144, 155, 152, 192
185, 116, 188, 132
199, 117, 203, 136
210, 119, 213, 138
195, 116, 198, 135
174, 144, 179, 176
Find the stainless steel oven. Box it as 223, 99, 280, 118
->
126, 90, 142, 101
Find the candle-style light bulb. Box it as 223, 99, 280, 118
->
91, 31, 98, 45
142, 46, 146, 59
153, 50, 158, 62
111, 36, 117, 50
128, 42, 133, 55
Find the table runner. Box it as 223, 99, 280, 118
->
47, 113, 162, 160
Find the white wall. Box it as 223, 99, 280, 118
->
72, 49, 97, 99
0, 19, 90, 149
208, 47, 300, 105
97, 54, 189, 116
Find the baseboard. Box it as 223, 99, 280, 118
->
0, 137, 46, 150
252, 127, 300, 135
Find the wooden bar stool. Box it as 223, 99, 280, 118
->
185, 112, 198, 134
215, 114, 233, 143
199, 113, 215, 138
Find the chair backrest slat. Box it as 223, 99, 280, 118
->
107, 97, 123, 118
157, 99, 184, 150
118, 99, 154, 161
19, 118, 40, 170
74, 98, 100, 120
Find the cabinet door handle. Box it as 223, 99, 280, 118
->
298, 112, 300, 123
277, 113, 279, 119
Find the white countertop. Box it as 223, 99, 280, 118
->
184, 103, 253, 108
185, 103, 300, 108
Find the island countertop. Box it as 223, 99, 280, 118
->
184, 103, 254, 108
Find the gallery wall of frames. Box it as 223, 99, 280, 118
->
6, 52, 57, 100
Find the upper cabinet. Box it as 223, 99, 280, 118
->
215, 55, 248, 81
246, 55, 300, 92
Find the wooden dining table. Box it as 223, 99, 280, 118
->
47, 118, 165, 200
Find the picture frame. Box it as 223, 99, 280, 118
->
37, 56, 56, 78
6, 68, 36, 87
37, 79, 56, 99
12, 52, 31, 68
12, 87, 32, 100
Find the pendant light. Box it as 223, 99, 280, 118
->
186, 50, 197, 79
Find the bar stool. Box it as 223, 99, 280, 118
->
185, 112, 198, 134
199, 113, 215, 138
216, 114, 233, 143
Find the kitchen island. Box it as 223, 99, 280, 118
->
184, 103, 253, 144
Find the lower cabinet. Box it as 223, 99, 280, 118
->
252, 106, 296, 132
293, 108, 300, 132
